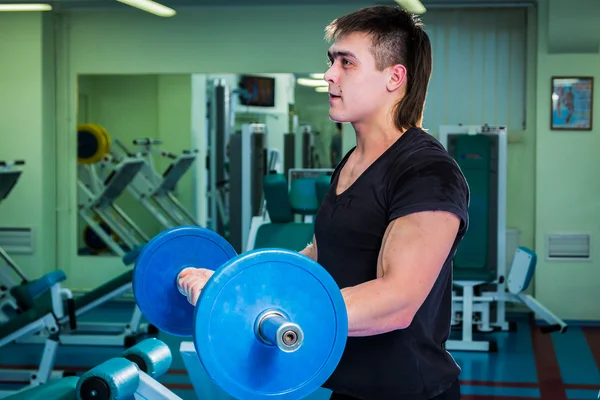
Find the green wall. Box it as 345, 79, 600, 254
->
0, 13, 56, 280
0, 2, 596, 320
533, 0, 600, 321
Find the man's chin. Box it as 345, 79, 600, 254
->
328, 113, 346, 123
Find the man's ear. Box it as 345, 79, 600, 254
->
387, 64, 407, 92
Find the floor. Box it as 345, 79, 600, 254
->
0, 302, 599, 399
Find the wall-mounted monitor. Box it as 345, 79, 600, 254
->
238, 75, 275, 107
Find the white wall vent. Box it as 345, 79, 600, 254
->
0, 227, 34, 254
546, 233, 590, 260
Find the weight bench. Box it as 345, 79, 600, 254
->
16, 251, 155, 348
446, 247, 567, 352
0, 270, 70, 397
246, 216, 314, 252
2, 338, 178, 400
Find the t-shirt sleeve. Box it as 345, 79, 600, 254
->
387, 154, 470, 228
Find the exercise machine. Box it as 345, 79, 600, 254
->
2, 338, 179, 400
207, 80, 272, 252
109, 138, 200, 230
11, 241, 153, 347
206, 79, 232, 242
206, 79, 282, 253
446, 245, 568, 351
0, 160, 24, 206
283, 124, 325, 175
439, 124, 566, 351
245, 168, 332, 253
15, 124, 154, 347
0, 270, 71, 398
227, 123, 271, 253
287, 168, 333, 222
77, 124, 150, 257
0, 160, 28, 300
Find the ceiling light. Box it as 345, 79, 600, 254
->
0, 3, 52, 11
315, 87, 329, 93
310, 73, 325, 79
116, 0, 176, 17
297, 78, 327, 87
394, 0, 426, 14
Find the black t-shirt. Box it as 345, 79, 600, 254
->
316, 127, 470, 400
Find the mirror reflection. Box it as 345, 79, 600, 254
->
75, 73, 340, 257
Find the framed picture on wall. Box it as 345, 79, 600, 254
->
551, 76, 594, 130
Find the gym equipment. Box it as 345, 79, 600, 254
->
246, 168, 333, 253
132, 225, 348, 400
0, 270, 70, 398
224, 122, 269, 253
77, 123, 112, 165
109, 138, 200, 230
206, 79, 233, 241
439, 124, 566, 351
15, 260, 153, 347
0, 160, 25, 206
77, 124, 149, 258
206, 79, 283, 253
0, 160, 28, 297
446, 246, 567, 352
16, 125, 154, 347
245, 173, 317, 253
288, 168, 333, 220
3, 338, 179, 400
283, 125, 325, 172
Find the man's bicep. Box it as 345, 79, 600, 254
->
377, 211, 461, 313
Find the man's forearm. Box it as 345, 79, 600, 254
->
341, 278, 413, 337
298, 242, 412, 336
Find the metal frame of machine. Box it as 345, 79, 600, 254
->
110, 138, 200, 230
439, 124, 566, 352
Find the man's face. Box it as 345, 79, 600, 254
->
324, 32, 391, 125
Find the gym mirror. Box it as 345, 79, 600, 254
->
75, 72, 340, 259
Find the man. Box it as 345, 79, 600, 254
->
179, 5, 469, 400
330, 122, 343, 167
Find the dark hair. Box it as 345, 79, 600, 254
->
324, 5, 432, 131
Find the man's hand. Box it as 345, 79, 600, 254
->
177, 268, 214, 306
299, 235, 318, 261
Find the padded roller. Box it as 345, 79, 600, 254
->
121, 338, 172, 379
76, 357, 139, 400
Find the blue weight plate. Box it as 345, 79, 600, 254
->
194, 249, 348, 399
133, 226, 237, 337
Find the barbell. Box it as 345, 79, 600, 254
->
132, 225, 348, 400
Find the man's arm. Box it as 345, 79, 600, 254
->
340, 210, 461, 337
299, 235, 318, 261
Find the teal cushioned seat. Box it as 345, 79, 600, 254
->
254, 223, 314, 252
